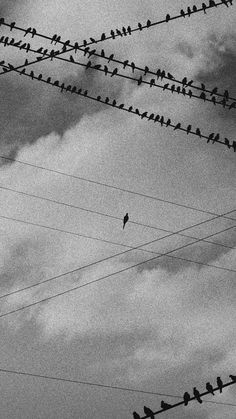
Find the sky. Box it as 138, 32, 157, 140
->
0, 0, 236, 418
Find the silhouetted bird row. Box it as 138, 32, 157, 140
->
133, 375, 235, 418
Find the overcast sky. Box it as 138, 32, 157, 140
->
0, 0, 236, 418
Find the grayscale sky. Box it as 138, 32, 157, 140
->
0, 0, 235, 418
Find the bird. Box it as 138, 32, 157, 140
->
167, 72, 174, 80
31, 28, 36, 38
174, 122, 181, 130
193, 5, 198, 12
110, 30, 115, 39
42, 49, 48, 56
206, 382, 214, 395
176, 86, 181, 94
38, 74, 43, 81
123, 60, 129, 69
14, 40, 21, 47
10, 21, 15, 31
128, 106, 133, 112
224, 138, 230, 148
123, 213, 129, 229
94, 64, 101, 70
141, 111, 148, 119
160, 116, 164, 126
4, 37, 9, 47
183, 392, 191, 406
70, 55, 75, 63
182, 77, 187, 86
100, 49, 105, 58
108, 54, 114, 63
171, 85, 175, 93
37, 47, 43, 53
19, 42, 26, 50
127, 26, 132, 35
143, 406, 154, 419
161, 401, 172, 410
112, 99, 116, 106
71, 86, 77, 94
221, 98, 227, 108
207, 132, 215, 143
133, 412, 141, 419
83, 90, 88, 96
0, 17, 5, 25
138, 22, 143, 31
0, 36, 4, 43
163, 83, 169, 91
88, 49, 96, 57
96, 95, 101, 101
56, 35, 61, 44
154, 114, 160, 122
200, 92, 206, 101
135, 109, 140, 115
101, 33, 106, 41
83, 39, 88, 46
104, 65, 108, 76
111, 68, 118, 77
202, 2, 207, 13
166, 118, 171, 127
105, 97, 109, 104
193, 387, 202, 404
90, 37, 97, 44
209, 0, 217, 7
51, 34, 57, 44
232, 141, 236, 152
116, 29, 123, 37
144, 66, 149, 75
150, 79, 155, 87
148, 113, 154, 120
187, 6, 192, 16
60, 83, 65, 92
182, 87, 186, 96
211, 87, 218, 95
213, 133, 220, 143
216, 377, 223, 393
166, 14, 171, 22
160, 70, 166, 80
30, 70, 34, 80
186, 125, 192, 134
229, 375, 236, 382
119, 103, 124, 109
196, 128, 202, 137
180, 9, 186, 18
122, 27, 127, 36
54, 80, 59, 86
46, 77, 51, 84
24, 27, 32, 36
9, 38, 15, 45
74, 42, 79, 53
146, 19, 151, 27
156, 69, 161, 79
66, 85, 71, 92
86, 61, 92, 70
211, 96, 216, 105
188, 90, 193, 98
201, 83, 206, 91
187, 80, 193, 86
137, 76, 143, 86
131, 62, 136, 73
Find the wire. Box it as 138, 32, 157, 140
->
0, 216, 235, 319
0, 367, 235, 408
1, 62, 234, 151
133, 379, 236, 418
0, 184, 234, 250
2, 39, 234, 111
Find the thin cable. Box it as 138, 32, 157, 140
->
0, 155, 235, 222
0, 367, 235, 408
2, 39, 233, 111
1, 62, 234, 151
0, 217, 235, 319
0, 184, 234, 250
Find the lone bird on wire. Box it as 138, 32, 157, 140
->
193, 387, 202, 403
123, 213, 129, 229
206, 382, 214, 395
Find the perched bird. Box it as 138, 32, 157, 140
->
143, 406, 154, 419
10, 21, 15, 31
60, 83, 65, 92
160, 116, 164, 126
20, 68, 26, 75
94, 64, 101, 70
166, 14, 171, 22
166, 118, 171, 127
196, 128, 202, 137
112, 99, 116, 106
171, 84, 175, 93
30, 70, 34, 80
116, 29, 123, 37
88, 49, 96, 57
122, 26, 127, 36
83, 39, 88, 46
127, 26, 132, 35
209, 0, 217, 6
70, 55, 75, 63
138, 22, 143, 31
108, 54, 114, 63
229, 375, 236, 382
19, 42, 26, 50
123, 60, 129, 69
212, 96, 216, 105
4, 37, 9, 46
156, 69, 161, 79
200, 92, 206, 101
176, 86, 181, 94
141, 111, 148, 119
144, 66, 149, 75
71, 86, 77, 93
160, 70, 165, 80
102, 64, 108, 74
9, 38, 15, 45
183, 392, 191, 406
154, 114, 160, 122
110, 30, 115, 39
206, 382, 214, 395
150, 78, 155, 87
146, 19, 151, 27
123, 213, 129, 229
66, 85, 71, 91
135, 109, 140, 115
221, 98, 227, 108
37, 47, 43, 53
51, 34, 57, 44
24, 27, 32, 36
180, 9, 186, 17
100, 49, 105, 57
187, 80, 193, 86
207, 132, 215, 143
96, 95, 101, 101
14, 40, 21, 47
186, 125, 192, 134
193, 387, 202, 403
46, 77, 51, 84
174, 122, 181, 130
83, 90, 88, 96
0, 36, 4, 43
167, 72, 174, 80
148, 113, 154, 120
90, 37, 97, 43
163, 83, 169, 91
0, 17, 5, 25
193, 5, 198, 12
182, 77, 187, 86
131, 62, 136, 73
31, 28, 36, 38
111, 68, 118, 77
213, 133, 220, 143
38, 74, 43, 81
232, 141, 236, 152
224, 138, 230, 148
105, 97, 109, 104
77, 88, 82, 94
161, 401, 172, 410
187, 6, 192, 16
42, 48, 48, 56
56, 35, 61, 44
137, 76, 143, 86
119, 103, 124, 109
86, 61, 92, 70
211, 87, 218, 96
101, 33, 106, 41
182, 87, 186, 96
133, 412, 141, 419
188, 90, 193, 98
128, 106, 133, 112
202, 2, 207, 13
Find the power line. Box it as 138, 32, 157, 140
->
133, 378, 236, 418
1, 15, 235, 105
0, 155, 235, 222
0, 184, 234, 251
2, 39, 234, 111
0, 217, 235, 319
0, 367, 235, 408
1, 62, 235, 151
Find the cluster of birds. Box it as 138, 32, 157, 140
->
133, 375, 236, 419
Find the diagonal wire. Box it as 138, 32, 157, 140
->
0, 214, 235, 319
0, 368, 235, 409
1, 62, 234, 151
0, 183, 234, 250
1, 39, 234, 111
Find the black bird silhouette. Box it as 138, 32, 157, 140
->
123, 213, 129, 229
66, 84, 71, 92
60, 83, 65, 92
216, 377, 223, 393
141, 112, 148, 119
9, 38, 15, 45
94, 64, 101, 70
38, 74, 43, 81
193, 387, 202, 403
200, 92, 206, 101
0, 17, 5, 25
138, 22, 143, 31
144, 66, 149, 75
86, 61, 92, 70
110, 30, 115, 39
43, 49, 48, 56
97, 95, 101, 101
182, 77, 187, 86
128, 106, 133, 112
100, 49, 105, 57
202, 2, 207, 13
119, 103, 124, 109
154, 114, 160, 122
104, 65, 109, 75
196, 128, 202, 137
54, 80, 59, 86
90, 37, 96, 43
71, 86, 77, 93
176, 86, 181, 94
211, 87, 218, 95
116, 29, 123, 37
135, 109, 140, 115
180, 9, 186, 17
10, 21, 15, 31
174, 122, 181, 130
224, 138, 230, 148
105, 97, 109, 104
161, 401, 172, 410
166, 14, 171, 22
156, 69, 161, 79
193, 5, 198, 12
150, 79, 155, 87
37, 47, 43, 53
146, 19, 151, 27
83, 39, 88, 46
160, 70, 166, 80
183, 392, 191, 406
30, 71, 34, 80
138, 76, 143, 86
167, 72, 174, 79
32, 28, 36, 37
56, 35, 61, 44
188, 90, 193, 98
148, 113, 154, 120
182, 87, 186, 96
122, 27, 127, 36
213, 133, 220, 143
209, 0, 217, 7
187, 80, 193, 86
206, 382, 214, 395
160, 116, 164, 126
108, 54, 114, 63
131, 62, 136, 73
111, 68, 118, 77
207, 132, 215, 143
84, 90, 88, 96
20, 68, 26, 75
232, 141, 236, 152
70, 55, 75, 63
166, 118, 171, 127
163, 83, 169, 91
212, 96, 216, 105
77, 88, 82, 94
14, 40, 21, 47
171, 85, 175, 93
112, 99, 116, 106
123, 60, 129, 69
47, 77, 51, 84
88, 49, 96, 57
187, 7, 192, 16
4, 37, 9, 47
127, 26, 132, 35
101, 33, 106, 41
143, 406, 154, 419
229, 375, 236, 382
24, 27, 31, 36
19, 42, 26, 50
133, 412, 141, 419
0, 36, 4, 43
187, 125, 192, 134
51, 34, 57, 44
